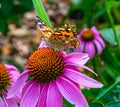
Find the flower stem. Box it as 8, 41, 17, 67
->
92, 55, 107, 85
105, 0, 120, 52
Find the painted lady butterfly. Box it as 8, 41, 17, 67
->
36, 16, 80, 50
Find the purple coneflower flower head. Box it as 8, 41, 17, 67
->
74, 26, 105, 59
7, 40, 103, 107
0, 64, 20, 107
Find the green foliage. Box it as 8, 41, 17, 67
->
94, 79, 120, 106
100, 28, 120, 45
105, 0, 120, 51
105, 1, 120, 12
32, 0, 52, 27
64, 99, 74, 107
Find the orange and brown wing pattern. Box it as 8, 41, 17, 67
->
36, 16, 54, 39
36, 16, 80, 50
49, 23, 80, 50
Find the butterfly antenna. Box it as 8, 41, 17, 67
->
36, 16, 46, 28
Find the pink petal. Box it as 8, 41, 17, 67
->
64, 62, 97, 76
56, 77, 88, 107
80, 65, 97, 75
6, 66, 20, 83
7, 88, 21, 104
64, 68, 103, 88
0, 97, 5, 107
94, 40, 103, 55
22, 80, 34, 96
21, 82, 41, 107
78, 40, 85, 51
85, 42, 95, 59
7, 70, 29, 99
11, 94, 21, 104
37, 84, 48, 107
46, 81, 63, 107
91, 26, 100, 37
96, 36, 105, 48
38, 38, 49, 49
74, 40, 85, 52
3, 92, 18, 107
4, 64, 18, 71
65, 52, 89, 66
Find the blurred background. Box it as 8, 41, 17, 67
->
0, 0, 120, 106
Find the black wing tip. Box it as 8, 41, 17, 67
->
36, 15, 46, 26
36, 15, 42, 21
36, 15, 40, 19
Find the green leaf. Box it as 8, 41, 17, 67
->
0, 17, 8, 35
70, 0, 82, 4
19, 0, 33, 10
64, 99, 74, 107
99, 28, 120, 45
104, 1, 120, 50
8, 14, 19, 23
82, 0, 96, 27
89, 103, 104, 107
106, 101, 120, 107
104, 63, 119, 79
0, 0, 13, 16
105, 1, 120, 12
92, 5, 106, 21
94, 79, 120, 102
101, 47, 120, 73
32, 0, 52, 27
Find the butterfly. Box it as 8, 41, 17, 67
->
36, 16, 80, 50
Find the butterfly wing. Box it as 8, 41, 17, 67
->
49, 23, 80, 50
36, 16, 80, 50
36, 16, 54, 39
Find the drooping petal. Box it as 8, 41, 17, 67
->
37, 84, 48, 107
85, 42, 95, 59
56, 77, 88, 107
7, 70, 29, 99
64, 68, 103, 88
96, 36, 105, 48
74, 40, 85, 53
65, 52, 89, 66
46, 81, 63, 107
20, 81, 41, 107
78, 40, 86, 52
94, 39, 103, 55
0, 97, 5, 107
3, 92, 18, 107
5, 64, 20, 83
11, 94, 21, 104
4, 64, 18, 71
80, 65, 97, 75
22, 80, 34, 96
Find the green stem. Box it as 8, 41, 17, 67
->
32, 0, 52, 27
105, 0, 120, 51
92, 56, 107, 85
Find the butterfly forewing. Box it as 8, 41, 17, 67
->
36, 16, 53, 39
